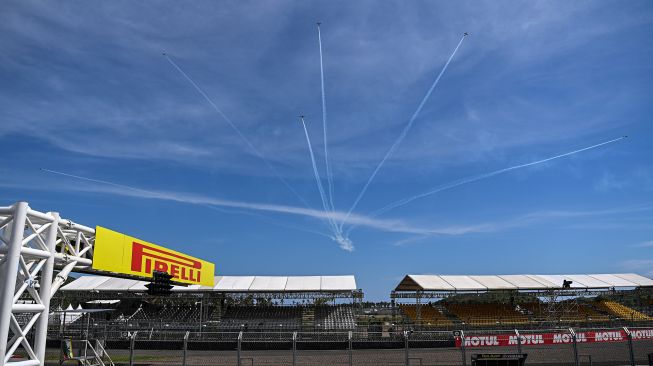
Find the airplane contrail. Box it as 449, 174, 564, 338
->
40, 166, 641, 243
40, 168, 333, 238
317, 22, 336, 216
299, 116, 340, 235
339, 33, 469, 230
162, 52, 312, 210
369, 136, 628, 218
39, 168, 433, 242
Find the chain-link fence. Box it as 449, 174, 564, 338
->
46, 326, 653, 365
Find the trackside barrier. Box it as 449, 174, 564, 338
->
570, 328, 580, 366
579, 354, 593, 366
624, 327, 635, 366
182, 331, 189, 366
348, 331, 353, 366
404, 330, 409, 366
128, 331, 137, 366
514, 329, 522, 355
292, 331, 297, 366
237, 331, 242, 366
457, 330, 467, 366
60, 326, 653, 365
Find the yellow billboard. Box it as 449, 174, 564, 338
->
92, 226, 214, 287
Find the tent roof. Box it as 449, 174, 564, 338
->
395, 273, 653, 292
62, 275, 357, 293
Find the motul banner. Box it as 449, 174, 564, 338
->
92, 226, 215, 287
456, 328, 653, 348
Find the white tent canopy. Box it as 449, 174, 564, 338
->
62, 275, 358, 293
395, 273, 653, 292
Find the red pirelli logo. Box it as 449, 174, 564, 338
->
131, 242, 202, 283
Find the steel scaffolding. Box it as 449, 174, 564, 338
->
0, 202, 96, 366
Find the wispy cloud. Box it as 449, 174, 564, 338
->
633, 240, 653, 248
594, 168, 653, 193
620, 259, 653, 277
5, 173, 653, 249
594, 172, 629, 192
0, 1, 645, 180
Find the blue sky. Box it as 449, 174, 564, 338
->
1, 1, 652, 300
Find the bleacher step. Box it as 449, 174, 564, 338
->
434, 304, 459, 322
302, 307, 315, 330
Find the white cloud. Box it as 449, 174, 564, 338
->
0, 1, 643, 180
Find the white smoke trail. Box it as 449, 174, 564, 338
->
41, 168, 332, 238
369, 136, 628, 218
41, 167, 645, 241
317, 22, 336, 215
339, 33, 468, 230
299, 116, 340, 235
163, 53, 312, 210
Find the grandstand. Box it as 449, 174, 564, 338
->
51, 272, 653, 334
47, 272, 653, 336
392, 273, 653, 328
54, 275, 362, 333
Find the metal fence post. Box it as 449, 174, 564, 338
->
624, 327, 635, 366
129, 331, 138, 366
348, 330, 353, 366
514, 329, 522, 355
459, 330, 467, 366
292, 331, 297, 366
182, 331, 189, 366
569, 328, 579, 366
237, 331, 243, 366
404, 330, 409, 366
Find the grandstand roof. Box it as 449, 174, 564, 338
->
394, 273, 653, 292
62, 275, 357, 293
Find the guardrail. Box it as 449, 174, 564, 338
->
46, 326, 653, 365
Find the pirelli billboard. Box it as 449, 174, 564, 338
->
92, 226, 214, 287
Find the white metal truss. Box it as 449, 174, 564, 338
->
0, 202, 96, 366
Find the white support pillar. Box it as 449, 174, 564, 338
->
34, 212, 59, 365
0, 202, 28, 362
0, 202, 97, 366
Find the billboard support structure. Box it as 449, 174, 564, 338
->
0, 202, 97, 366
0, 201, 213, 366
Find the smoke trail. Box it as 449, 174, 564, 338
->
42, 168, 154, 196
370, 136, 628, 218
40, 168, 332, 238
162, 53, 312, 210
317, 22, 336, 215
299, 116, 340, 234
339, 33, 468, 230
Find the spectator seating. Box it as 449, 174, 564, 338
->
399, 304, 453, 326
444, 303, 528, 325
597, 300, 652, 321
216, 305, 302, 331
315, 305, 356, 330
